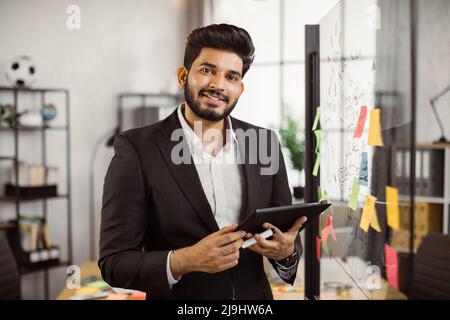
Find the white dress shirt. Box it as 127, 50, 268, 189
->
166, 104, 296, 289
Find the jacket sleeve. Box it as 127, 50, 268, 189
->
98, 133, 172, 298
267, 131, 303, 285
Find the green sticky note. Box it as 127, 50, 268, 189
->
322, 238, 329, 254
312, 107, 321, 131
348, 178, 360, 211
317, 186, 322, 200
313, 153, 320, 177
314, 130, 321, 153
320, 190, 328, 202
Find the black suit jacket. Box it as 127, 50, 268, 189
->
99, 109, 302, 300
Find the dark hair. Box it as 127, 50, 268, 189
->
183, 24, 255, 78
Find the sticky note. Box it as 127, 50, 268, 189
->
314, 130, 321, 153
322, 216, 337, 241
105, 294, 128, 300
353, 106, 368, 138
348, 178, 360, 211
368, 108, 384, 146
312, 107, 321, 131
358, 152, 368, 186
385, 244, 399, 289
316, 237, 321, 262
322, 237, 329, 254
360, 195, 377, 232
386, 186, 400, 230
370, 207, 382, 232
313, 153, 320, 176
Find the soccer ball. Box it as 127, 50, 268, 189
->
4, 55, 37, 88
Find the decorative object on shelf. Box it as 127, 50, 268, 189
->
17, 110, 43, 127
279, 116, 305, 199
41, 103, 57, 122
429, 85, 450, 144
4, 55, 37, 88
0, 103, 15, 126
9, 161, 58, 187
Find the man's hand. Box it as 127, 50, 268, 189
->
170, 224, 246, 279
245, 216, 307, 261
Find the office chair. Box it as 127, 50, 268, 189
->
409, 233, 450, 299
0, 231, 21, 300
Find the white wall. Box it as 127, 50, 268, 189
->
416, 0, 450, 143
0, 0, 188, 299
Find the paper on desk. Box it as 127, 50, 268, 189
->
386, 186, 400, 230
75, 287, 99, 295
348, 178, 360, 211
106, 294, 128, 300
360, 195, 377, 232
385, 244, 399, 290
368, 108, 384, 146
86, 280, 110, 290
353, 106, 368, 138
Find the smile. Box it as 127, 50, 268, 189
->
201, 92, 225, 102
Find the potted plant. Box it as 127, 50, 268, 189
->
279, 116, 305, 199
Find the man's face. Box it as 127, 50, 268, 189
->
179, 47, 245, 121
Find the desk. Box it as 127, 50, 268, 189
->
57, 260, 406, 300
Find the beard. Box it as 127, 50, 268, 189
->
184, 76, 239, 121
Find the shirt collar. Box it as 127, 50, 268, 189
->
177, 103, 238, 154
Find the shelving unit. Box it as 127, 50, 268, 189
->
392, 144, 450, 235
0, 86, 72, 299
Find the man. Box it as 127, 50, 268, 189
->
99, 24, 306, 300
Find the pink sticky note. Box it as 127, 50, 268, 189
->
322, 216, 337, 242
385, 244, 399, 290
328, 216, 337, 241
353, 106, 368, 138
316, 237, 321, 262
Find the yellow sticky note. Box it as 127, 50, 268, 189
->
313, 153, 320, 176
348, 178, 360, 211
312, 107, 321, 131
368, 108, 384, 146
386, 186, 400, 230
360, 195, 377, 232
370, 207, 382, 232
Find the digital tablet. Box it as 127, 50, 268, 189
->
237, 202, 331, 234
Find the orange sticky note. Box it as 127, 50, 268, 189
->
386, 186, 400, 230
360, 195, 377, 232
385, 244, 399, 289
368, 108, 384, 146
353, 106, 368, 138
105, 294, 128, 300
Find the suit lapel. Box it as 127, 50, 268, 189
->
154, 110, 219, 233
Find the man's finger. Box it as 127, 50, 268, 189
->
287, 216, 307, 233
